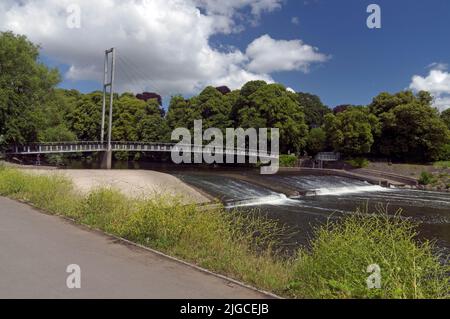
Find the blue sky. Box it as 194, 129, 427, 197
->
3, 0, 449, 109
210, 0, 450, 107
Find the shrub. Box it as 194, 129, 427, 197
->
290, 212, 449, 299
346, 157, 370, 168
419, 171, 436, 185
279, 154, 298, 167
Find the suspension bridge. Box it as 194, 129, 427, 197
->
7, 141, 277, 169
4, 48, 278, 169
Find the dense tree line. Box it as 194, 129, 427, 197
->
1, 31, 449, 163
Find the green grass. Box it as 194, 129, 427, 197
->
419, 171, 437, 185
279, 154, 298, 168
346, 157, 370, 169
290, 212, 448, 298
0, 165, 448, 299
435, 161, 450, 169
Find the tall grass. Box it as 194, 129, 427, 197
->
0, 165, 448, 299
434, 161, 450, 169
290, 212, 449, 298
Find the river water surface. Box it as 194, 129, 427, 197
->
177, 173, 450, 253
65, 159, 450, 254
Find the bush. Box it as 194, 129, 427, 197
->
419, 171, 436, 185
346, 157, 370, 168
438, 144, 450, 161
290, 212, 449, 299
279, 154, 298, 167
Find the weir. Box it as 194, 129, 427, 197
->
177, 173, 390, 207
177, 172, 450, 251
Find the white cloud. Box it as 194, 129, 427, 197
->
246, 34, 329, 74
427, 62, 448, 71
291, 17, 300, 25
0, 0, 327, 96
194, 0, 282, 17
410, 65, 450, 111
434, 96, 450, 111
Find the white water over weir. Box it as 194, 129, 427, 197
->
308, 184, 390, 196
177, 172, 450, 252
224, 176, 391, 208
226, 194, 292, 208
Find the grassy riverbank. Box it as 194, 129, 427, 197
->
0, 166, 448, 299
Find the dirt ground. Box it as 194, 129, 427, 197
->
368, 162, 450, 179
20, 168, 210, 204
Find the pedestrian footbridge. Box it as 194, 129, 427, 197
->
6, 141, 278, 169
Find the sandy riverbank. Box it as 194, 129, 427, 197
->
19, 168, 210, 204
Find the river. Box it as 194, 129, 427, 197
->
65, 159, 450, 254
176, 173, 450, 254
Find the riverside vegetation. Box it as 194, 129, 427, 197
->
0, 165, 448, 299
2, 31, 450, 166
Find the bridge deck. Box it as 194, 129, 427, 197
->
6, 141, 277, 159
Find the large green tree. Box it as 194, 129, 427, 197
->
0, 31, 60, 146
113, 93, 169, 142
441, 108, 450, 130
296, 92, 331, 128
66, 91, 103, 141
306, 127, 327, 156
369, 91, 449, 161
166, 95, 200, 131
324, 108, 380, 156
234, 81, 308, 153
378, 103, 449, 161
190, 86, 235, 131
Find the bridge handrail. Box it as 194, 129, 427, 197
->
7, 141, 277, 156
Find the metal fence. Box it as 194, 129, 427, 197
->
7, 141, 277, 160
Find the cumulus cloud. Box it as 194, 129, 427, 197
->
0, 0, 327, 96
246, 35, 329, 73
410, 64, 450, 111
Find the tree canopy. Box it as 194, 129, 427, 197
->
441, 109, 450, 130
0, 31, 60, 146
2, 31, 450, 163
296, 92, 330, 128
232, 82, 308, 153
324, 108, 380, 156
369, 91, 450, 161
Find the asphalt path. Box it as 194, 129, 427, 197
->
0, 197, 268, 299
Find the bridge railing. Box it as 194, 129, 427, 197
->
7, 141, 278, 159
9, 144, 106, 155
315, 152, 341, 162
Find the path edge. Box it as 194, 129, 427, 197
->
10, 197, 283, 300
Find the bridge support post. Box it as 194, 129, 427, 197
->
100, 150, 112, 170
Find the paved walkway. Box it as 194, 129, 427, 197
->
0, 197, 267, 299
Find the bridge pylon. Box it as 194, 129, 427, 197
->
101, 48, 116, 169
100, 149, 113, 170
